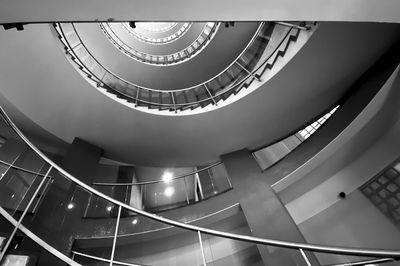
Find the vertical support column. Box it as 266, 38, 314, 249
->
195, 172, 204, 200
220, 149, 319, 266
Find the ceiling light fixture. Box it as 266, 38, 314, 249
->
162, 171, 173, 183
164, 187, 175, 197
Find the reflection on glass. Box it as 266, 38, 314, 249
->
254, 105, 340, 171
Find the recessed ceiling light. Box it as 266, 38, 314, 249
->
107, 206, 112, 211
132, 218, 138, 225
67, 203, 74, 209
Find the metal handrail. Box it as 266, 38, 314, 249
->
325, 257, 395, 266
2, 105, 400, 259
79, 203, 240, 239
56, 22, 298, 110
92, 161, 222, 186
72, 251, 146, 266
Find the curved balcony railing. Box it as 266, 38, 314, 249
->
100, 22, 217, 66
86, 162, 233, 218
1, 104, 400, 265
120, 22, 192, 45
54, 22, 313, 113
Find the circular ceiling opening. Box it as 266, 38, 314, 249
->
100, 22, 220, 66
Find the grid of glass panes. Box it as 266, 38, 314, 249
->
298, 106, 339, 140
360, 160, 400, 230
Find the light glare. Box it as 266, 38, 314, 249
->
162, 171, 173, 183
164, 187, 175, 197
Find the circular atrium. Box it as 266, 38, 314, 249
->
1, 3, 400, 266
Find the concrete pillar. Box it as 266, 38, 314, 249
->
221, 149, 319, 266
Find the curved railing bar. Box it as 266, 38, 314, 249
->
92, 161, 222, 186
57, 22, 265, 93
56, 22, 296, 110
100, 22, 218, 66
2, 106, 400, 258
325, 257, 395, 266
0, 158, 53, 179
120, 22, 191, 45
72, 251, 146, 266
79, 203, 240, 240
116, 24, 297, 109
0, 207, 79, 266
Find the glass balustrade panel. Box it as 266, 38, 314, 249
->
113, 216, 204, 266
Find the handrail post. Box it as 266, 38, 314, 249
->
299, 248, 312, 266
110, 205, 121, 266
0, 153, 21, 181
183, 176, 190, 204
134, 88, 140, 107
13, 163, 46, 216
235, 61, 262, 82
0, 165, 53, 261
195, 172, 204, 200
170, 92, 177, 113
194, 173, 199, 202
203, 84, 217, 106
198, 231, 207, 266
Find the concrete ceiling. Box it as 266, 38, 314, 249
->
0, 22, 399, 167
1, 0, 400, 23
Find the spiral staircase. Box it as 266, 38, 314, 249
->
54, 21, 314, 114
0, 11, 400, 266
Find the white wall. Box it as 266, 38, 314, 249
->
278, 65, 400, 265
298, 190, 400, 265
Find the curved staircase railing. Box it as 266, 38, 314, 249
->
100, 22, 219, 65
54, 22, 314, 113
0, 105, 400, 265
121, 22, 191, 45
87, 162, 233, 217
